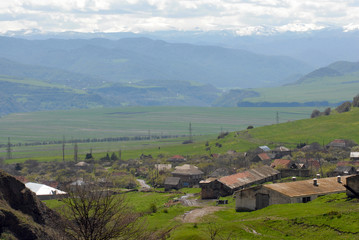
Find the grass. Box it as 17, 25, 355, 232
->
0, 106, 315, 161
43, 190, 359, 239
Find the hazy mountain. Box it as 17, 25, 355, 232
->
0, 36, 311, 88
8, 28, 359, 68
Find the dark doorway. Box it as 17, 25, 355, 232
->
256, 193, 270, 209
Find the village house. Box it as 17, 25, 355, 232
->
270, 159, 296, 169
200, 165, 280, 199
171, 164, 204, 187
235, 176, 350, 211
271, 159, 310, 177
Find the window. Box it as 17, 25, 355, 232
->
302, 197, 311, 203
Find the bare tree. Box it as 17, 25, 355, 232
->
61, 182, 171, 240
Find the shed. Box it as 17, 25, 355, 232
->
164, 177, 182, 191
345, 175, 359, 198
236, 176, 350, 211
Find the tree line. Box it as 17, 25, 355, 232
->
0, 134, 188, 148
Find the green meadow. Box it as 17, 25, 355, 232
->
0, 106, 316, 161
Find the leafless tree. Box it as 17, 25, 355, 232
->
61, 182, 170, 240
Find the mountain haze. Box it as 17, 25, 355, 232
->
0, 36, 311, 88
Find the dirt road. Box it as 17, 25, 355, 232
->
181, 206, 224, 223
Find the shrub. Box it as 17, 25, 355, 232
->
311, 109, 321, 118
353, 95, 359, 107
323, 107, 331, 116
247, 125, 254, 129
336, 101, 351, 113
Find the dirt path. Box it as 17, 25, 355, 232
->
181, 206, 224, 223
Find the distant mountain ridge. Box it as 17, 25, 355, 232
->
0, 36, 311, 88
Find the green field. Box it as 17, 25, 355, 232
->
0, 106, 316, 161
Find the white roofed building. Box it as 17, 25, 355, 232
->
25, 182, 67, 200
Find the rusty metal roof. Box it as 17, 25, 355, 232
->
258, 153, 271, 161
270, 159, 292, 168
263, 176, 351, 197
218, 165, 279, 189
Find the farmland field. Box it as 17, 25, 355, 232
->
0, 106, 318, 161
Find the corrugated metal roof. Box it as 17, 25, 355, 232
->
263, 176, 350, 197
259, 146, 271, 152
350, 152, 359, 158
218, 165, 279, 189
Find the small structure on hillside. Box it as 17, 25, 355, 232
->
171, 164, 203, 187
25, 182, 67, 200
200, 165, 280, 199
164, 177, 182, 191
235, 176, 350, 211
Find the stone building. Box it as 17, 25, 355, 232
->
235, 176, 350, 211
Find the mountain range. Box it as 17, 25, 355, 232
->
0, 36, 311, 89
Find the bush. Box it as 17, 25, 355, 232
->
353, 95, 359, 107
311, 109, 321, 118
323, 107, 331, 116
336, 101, 351, 113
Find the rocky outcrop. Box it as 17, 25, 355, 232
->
0, 170, 67, 239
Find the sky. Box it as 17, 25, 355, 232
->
1, 0, 359, 35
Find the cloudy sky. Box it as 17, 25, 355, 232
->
1, 0, 358, 35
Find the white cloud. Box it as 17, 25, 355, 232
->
0, 0, 358, 34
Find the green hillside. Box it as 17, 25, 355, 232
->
215, 61, 359, 107
217, 107, 359, 149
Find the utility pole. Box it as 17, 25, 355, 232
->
6, 137, 12, 160
62, 136, 65, 162
276, 111, 279, 124
74, 142, 78, 162
189, 122, 193, 142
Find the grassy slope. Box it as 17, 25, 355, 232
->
44, 192, 359, 239
238, 72, 359, 103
